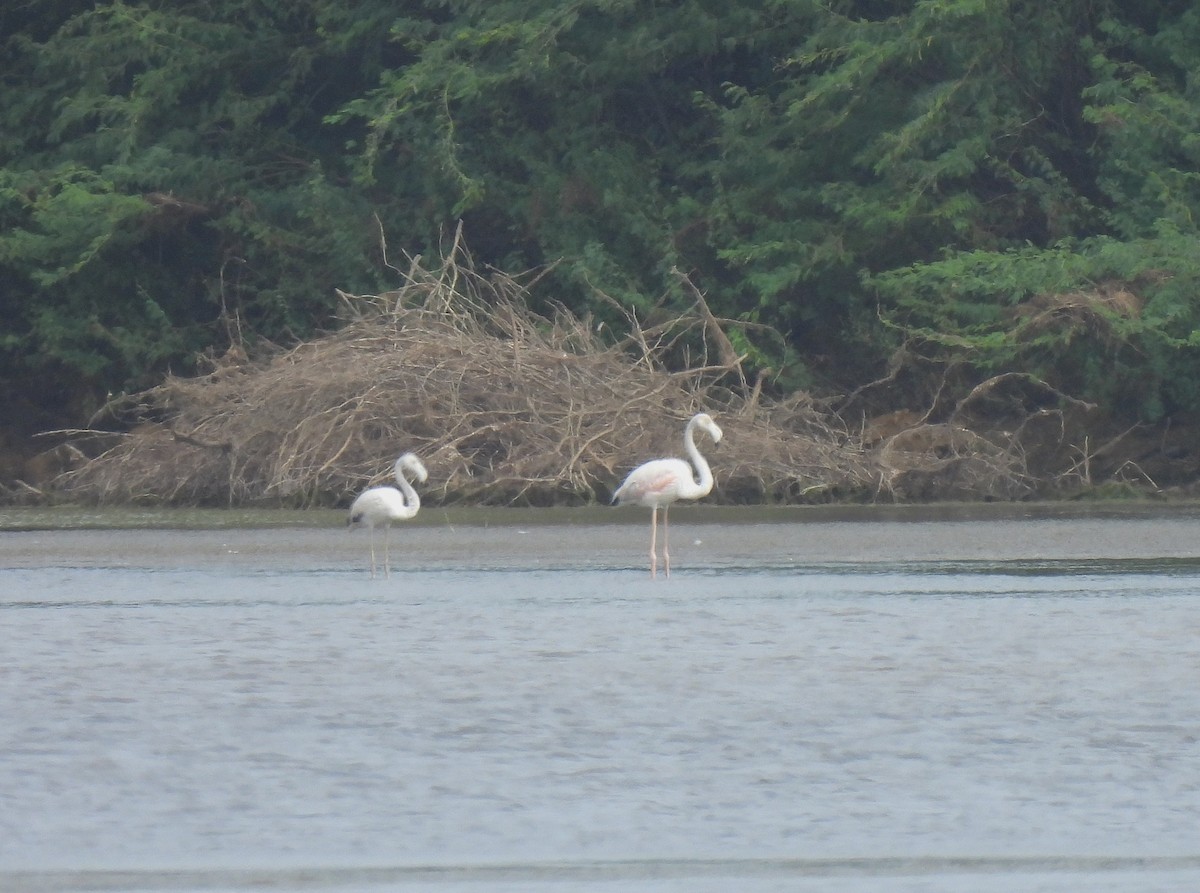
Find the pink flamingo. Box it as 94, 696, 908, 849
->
347, 452, 428, 578
612, 412, 722, 578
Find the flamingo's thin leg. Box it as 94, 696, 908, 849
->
649, 506, 658, 579
663, 506, 671, 579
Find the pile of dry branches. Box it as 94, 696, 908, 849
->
53, 230, 1133, 508
53, 238, 871, 506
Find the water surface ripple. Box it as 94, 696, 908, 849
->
2, 509, 1199, 892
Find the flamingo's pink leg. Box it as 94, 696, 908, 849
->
649, 506, 658, 578
662, 506, 671, 579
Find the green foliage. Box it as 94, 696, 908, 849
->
2, 0, 1200, 430
871, 223, 1200, 419
0, 0, 403, 400
862, 3, 1200, 420
0, 166, 149, 286
1082, 7, 1200, 236
331, 0, 779, 315
707, 0, 1108, 344
0, 163, 186, 385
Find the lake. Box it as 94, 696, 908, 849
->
2, 504, 1200, 892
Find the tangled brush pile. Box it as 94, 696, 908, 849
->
54, 241, 870, 506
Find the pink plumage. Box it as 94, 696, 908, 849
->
613, 413, 722, 578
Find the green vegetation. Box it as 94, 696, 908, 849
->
2, 0, 1199, 426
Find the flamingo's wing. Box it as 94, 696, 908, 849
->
614, 459, 686, 505
348, 487, 407, 527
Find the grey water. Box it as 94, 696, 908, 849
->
2, 505, 1200, 892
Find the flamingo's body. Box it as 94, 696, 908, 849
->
612, 412, 722, 578
348, 452, 428, 578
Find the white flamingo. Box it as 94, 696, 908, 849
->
348, 452, 428, 578
612, 412, 722, 578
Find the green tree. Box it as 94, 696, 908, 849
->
3, 0, 1200, 433
338, 0, 1200, 402
866, 2, 1200, 419
0, 0, 407, 406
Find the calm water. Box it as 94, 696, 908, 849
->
2, 506, 1200, 892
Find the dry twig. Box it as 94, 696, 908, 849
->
54, 244, 865, 506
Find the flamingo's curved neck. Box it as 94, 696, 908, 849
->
683, 418, 714, 499
393, 462, 422, 517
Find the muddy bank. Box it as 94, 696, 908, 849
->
5, 503, 1200, 572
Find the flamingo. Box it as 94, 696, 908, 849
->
347, 452, 428, 578
612, 412, 722, 578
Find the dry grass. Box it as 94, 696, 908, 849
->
51, 235, 1120, 508
52, 238, 871, 507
